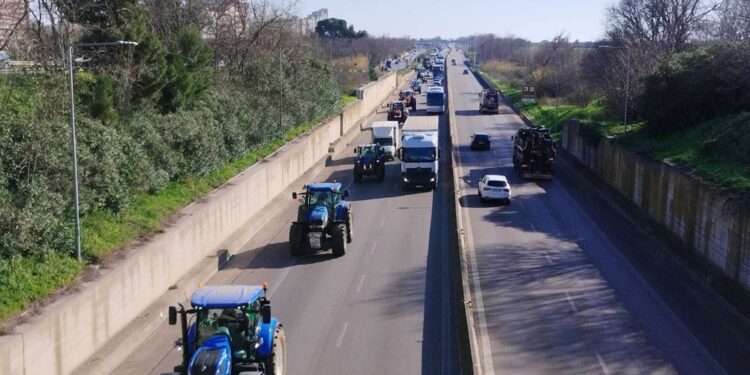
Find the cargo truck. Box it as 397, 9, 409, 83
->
398, 116, 440, 189
371, 121, 400, 160
512, 126, 556, 179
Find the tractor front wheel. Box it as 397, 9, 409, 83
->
289, 223, 305, 257
264, 326, 287, 375
332, 224, 347, 257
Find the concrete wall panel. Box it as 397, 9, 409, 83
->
562, 120, 750, 290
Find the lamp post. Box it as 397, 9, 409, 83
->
598, 45, 631, 125
67, 40, 138, 262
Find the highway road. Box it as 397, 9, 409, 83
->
447, 49, 750, 375
111, 76, 461, 375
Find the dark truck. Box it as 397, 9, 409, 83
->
478, 88, 500, 114
512, 126, 556, 179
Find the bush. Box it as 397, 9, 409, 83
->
642, 41, 750, 135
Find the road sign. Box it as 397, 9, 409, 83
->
522, 85, 536, 103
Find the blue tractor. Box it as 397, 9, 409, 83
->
162, 284, 285, 375
289, 182, 353, 257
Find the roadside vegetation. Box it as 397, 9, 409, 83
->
0, 0, 412, 324
464, 0, 750, 196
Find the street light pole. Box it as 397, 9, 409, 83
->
598, 45, 630, 125
67, 40, 138, 262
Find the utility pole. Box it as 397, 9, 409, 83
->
67, 40, 138, 262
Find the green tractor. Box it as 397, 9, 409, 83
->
353, 144, 386, 182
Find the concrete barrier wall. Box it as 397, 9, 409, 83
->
0, 71, 402, 375
562, 121, 750, 288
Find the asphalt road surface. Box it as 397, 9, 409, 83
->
448, 49, 750, 375
112, 77, 461, 375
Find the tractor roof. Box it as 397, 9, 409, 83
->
306, 182, 343, 192
191, 285, 264, 308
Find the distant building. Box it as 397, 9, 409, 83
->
292, 8, 329, 34
0, 0, 28, 49
203, 0, 250, 39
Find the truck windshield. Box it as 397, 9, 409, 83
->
374, 137, 393, 146
426, 92, 444, 106
402, 147, 436, 162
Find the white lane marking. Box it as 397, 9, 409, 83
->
336, 322, 349, 348
379, 217, 386, 227
529, 222, 536, 232
517, 200, 525, 209
268, 259, 296, 298
564, 292, 579, 313
544, 251, 553, 266
370, 242, 377, 255
595, 353, 611, 375
356, 275, 366, 293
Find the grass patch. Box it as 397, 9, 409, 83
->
339, 93, 358, 109
0, 254, 83, 322
620, 113, 750, 195
480, 71, 619, 139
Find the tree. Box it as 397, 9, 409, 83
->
716, 0, 750, 40
157, 28, 213, 113
315, 18, 365, 39
90, 75, 118, 124
607, 0, 720, 53
0, 0, 28, 50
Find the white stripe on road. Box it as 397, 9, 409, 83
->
595, 353, 611, 375
336, 322, 349, 348
564, 292, 579, 313
355, 275, 366, 293
370, 242, 377, 255
269, 259, 296, 298
379, 217, 386, 227
544, 252, 553, 266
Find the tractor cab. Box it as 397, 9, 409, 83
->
165, 284, 285, 375
353, 144, 386, 182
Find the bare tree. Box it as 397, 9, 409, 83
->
607, 0, 720, 53
0, 0, 29, 51
715, 0, 750, 39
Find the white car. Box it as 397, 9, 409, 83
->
478, 175, 512, 204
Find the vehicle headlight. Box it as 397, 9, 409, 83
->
403, 177, 409, 182
429, 177, 436, 182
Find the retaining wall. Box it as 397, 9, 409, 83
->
562, 121, 750, 288
0, 71, 401, 375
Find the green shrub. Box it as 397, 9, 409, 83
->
642, 41, 750, 135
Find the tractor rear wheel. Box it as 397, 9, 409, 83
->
332, 224, 347, 257
263, 326, 286, 375
289, 223, 305, 257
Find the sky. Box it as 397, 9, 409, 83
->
297, 0, 616, 42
